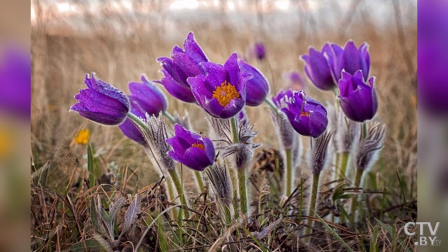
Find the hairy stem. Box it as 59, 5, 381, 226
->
237, 168, 248, 216
306, 173, 320, 237
166, 175, 179, 218
264, 97, 278, 113
228, 167, 239, 218
230, 116, 248, 217
127, 112, 148, 129
222, 205, 232, 225
168, 168, 190, 219
230, 116, 239, 143
284, 149, 293, 196
194, 171, 205, 193
162, 110, 176, 124
349, 168, 363, 230
338, 152, 350, 180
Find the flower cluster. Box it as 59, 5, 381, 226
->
69, 32, 386, 229
301, 40, 377, 123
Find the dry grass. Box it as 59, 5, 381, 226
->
31, 0, 417, 251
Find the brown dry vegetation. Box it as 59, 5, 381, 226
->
31, 0, 417, 251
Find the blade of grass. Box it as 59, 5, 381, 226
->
87, 144, 95, 188
244, 228, 269, 252
370, 226, 379, 252
313, 210, 354, 252
374, 218, 412, 252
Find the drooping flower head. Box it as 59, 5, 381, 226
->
166, 124, 215, 171
326, 40, 370, 82
118, 96, 147, 146
156, 32, 208, 103
338, 70, 378, 122
250, 42, 266, 60
70, 73, 130, 125
129, 75, 168, 116
281, 91, 328, 138
238, 59, 270, 106
301, 45, 337, 90
188, 53, 251, 119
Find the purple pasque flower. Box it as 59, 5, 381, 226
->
71, 73, 130, 125
0, 44, 31, 119
281, 90, 328, 138
188, 53, 251, 119
326, 40, 370, 81
118, 96, 147, 146
129, 75, 168, 116
301, 45, 337, 90
272, 89, 294, 108
155, 32, 208, 103
283, 71, 306, 91
166, 124, 215, 171
252, 42, 266, 60
238, 59, 270, 106
338, 70, 378, 122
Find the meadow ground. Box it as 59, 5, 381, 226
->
31, 1, 417, 251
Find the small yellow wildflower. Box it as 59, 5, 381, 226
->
74, 129, 90, 145
0, 127, 13, 159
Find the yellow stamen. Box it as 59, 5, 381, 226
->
73, 129, 90, 145
300, 111, 310, 117
212, 80, 240, 107
191, 142, 205, 150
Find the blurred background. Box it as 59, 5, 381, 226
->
28, 0, 420, 250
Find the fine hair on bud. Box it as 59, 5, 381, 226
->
308, 130, 335, 175
327, 102, 361, 154
136, 114, 175, 173
206, 115, 231, 148
220, 143, 261, 170
206, 163, 232, 206
173, 110, 191, 130
336, 111, 361, 153
271, 110, 297, 150
291, 134, 302, 169
217, 122, 261, 170
356, 122, 386, 171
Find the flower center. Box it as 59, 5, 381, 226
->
300, 111, 310, 117
191, 142, 205, 150
212, 80, 240, 107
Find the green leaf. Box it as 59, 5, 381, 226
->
87, 144, 96, 188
